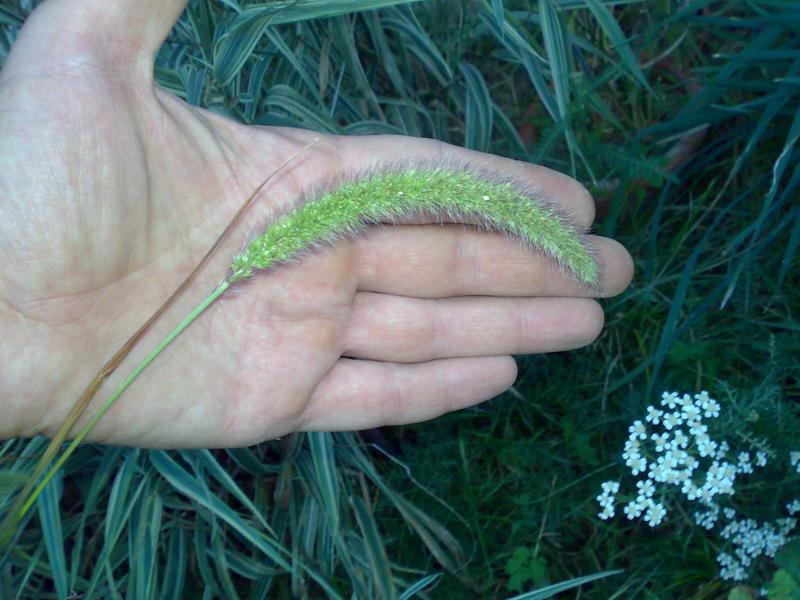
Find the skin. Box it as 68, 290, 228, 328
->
0, 0, 633, 449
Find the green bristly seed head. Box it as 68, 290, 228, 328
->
229, 167, 598, 286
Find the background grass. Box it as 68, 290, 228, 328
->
1, 0, 799, 598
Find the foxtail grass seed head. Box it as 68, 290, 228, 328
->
228, 164, 598, 288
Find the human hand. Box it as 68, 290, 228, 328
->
0, 0, 633, 448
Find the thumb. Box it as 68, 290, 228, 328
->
3, 0, 188, 78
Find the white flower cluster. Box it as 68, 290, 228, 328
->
596, 389, 800, 586
596, 481, 619, 520
600, 391, 732, 528
716, 510, 797, 581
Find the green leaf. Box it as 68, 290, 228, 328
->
350, 495, 397, 600
399, 573, 442, 599
36, 470, 68, 600
460, 62, 494, 152
505, 569, 624, 599
583, 0, 649, 89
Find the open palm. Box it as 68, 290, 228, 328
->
0, 0, 633, 448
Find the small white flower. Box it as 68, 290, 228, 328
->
651, 433, 670, 452
601, 481, 620, 494
703, 398, 721, 419
681, 404, 701, 422
672, 430, 689, 449
663, 468, 681, 485
787, 500, 800, 515
737, 452, 753, 474
645, 405, 663, 425
694, 390, 710, 406
662, 411, 683, 430
598, 505, 614, 520
623, 499, 644, 519
630, 457, 647, 476
755, 451, 767, 467
661, 391, 679, 409
636, 479, 656, 498
644, 501, 667, 527
629, 420, 647, 440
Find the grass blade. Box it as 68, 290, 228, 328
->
460, 62, 494, 152
505, 569, 624, 599
36, 470, 67, 600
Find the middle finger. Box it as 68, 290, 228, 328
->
343, 292, 604, 363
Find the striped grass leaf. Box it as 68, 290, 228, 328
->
181, 65, 208, 107
398, 572, 442, 599
212, 1, 423, 87
84, 452, 149, 598
345, 119, 408, 135
264, 26, 323, 104
243, 0, 423, 26
363, 10, 409, 99
158, 526, 188, 600
213, 10, 275, 87
479, 8, 558, 123
721, 105, 800, 307
491, 0, 505, 34
221, 545, 283, 579
493, 103, 528, 157
330, 15, 384, 118
70, 447, 127, 589
149, 451, 291, 570
538, 0, 571, 125
459, 62, 494, 152
36, 469, 67, 600
0, 472, 27, 496
193, 516, 224, 597
194, 449, 274, 534
9, 544, 45, 600
151, 450, 345, 598
127, 479, 163, 600
338, 436, 469, 583
186, 0, 216, 64
243, 53, 273, 122
262, 84, 340, 132
582, 0, 649, 89
0, 5, 23, 27
381, 13, 452, 86
300, 492, 323, 561
505, 569, 624, 599
308, 432, 341, 537
210, 527, 240, 600
349, 495, 397, 600
538, 0, 595, 176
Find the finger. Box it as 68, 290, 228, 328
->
343, 294, 604, 363
330, 134, 596, 229
355, 226, 633, 299
299, 356, 518, 430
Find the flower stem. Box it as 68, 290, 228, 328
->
17, 280, 230, 520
